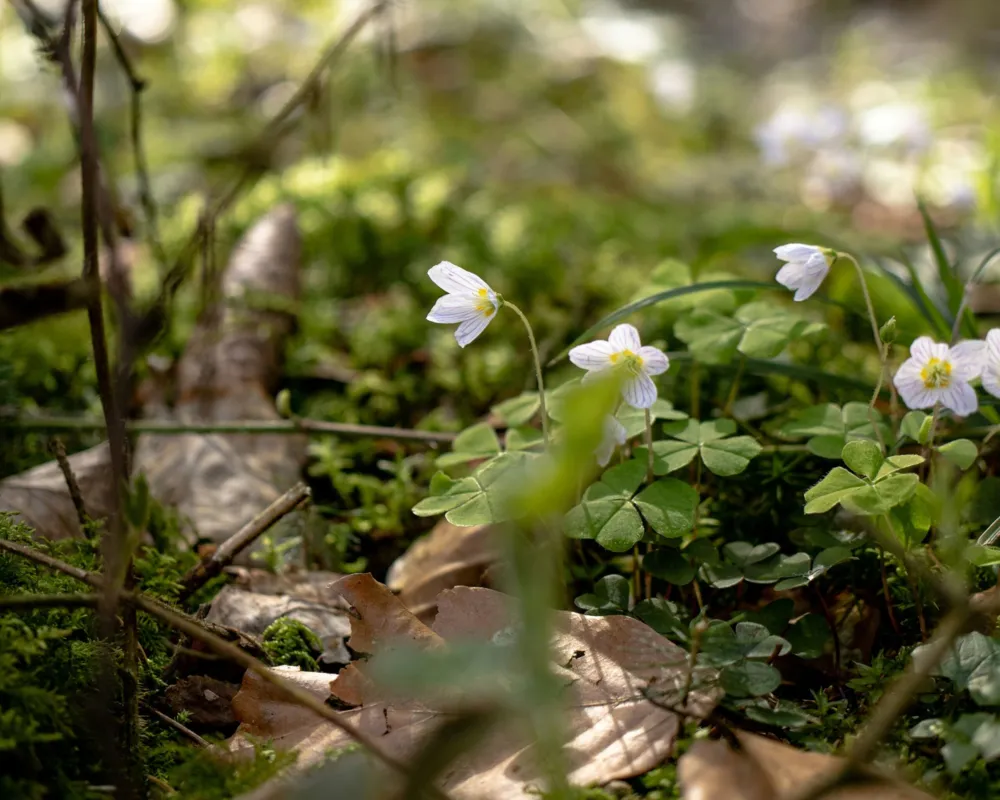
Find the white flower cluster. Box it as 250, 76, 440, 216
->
773, 243, 1000, 417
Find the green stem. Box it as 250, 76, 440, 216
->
644, 408, 654, 483
504, 301, 550, 447
838, 252, 886, 450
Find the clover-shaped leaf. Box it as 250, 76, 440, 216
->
491, 392, 541, 427
631, 598, 689, 642
564, 493, 644, 553
638, 418, 761, 477
414, 453, 532, 526
743, 700, 817, 729
938, 439, 978, 471
574, 574, 631, 615
615, 399, 687, 438
785, 613, 831, 659
926, 632, 1000, 707
723, 542, 780, 569
780, 402, 888, 460
841, 439, 882, 481
720, 661, 783, 697
642, 548, 696, 585
436, 422, 502, 467
633, 479, 698, 538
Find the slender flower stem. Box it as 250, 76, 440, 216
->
644, 408, 654, 483
504, 301, 550, 447
837, 252, 887, 450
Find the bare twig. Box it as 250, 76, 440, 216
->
0, 278, 95, 331
148, 2, 387, 347
0, 592, 99, 608
2, 414, 459, 443
177, 482, 311, 601
95, 3, 165, 267
50, 438, 91, 531
0, 538, 95, 583
146, 706, 210, 749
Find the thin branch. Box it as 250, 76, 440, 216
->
146, 706, 210, 749
147, 1, 387, 345
95, 2, 165, 267
0, 592, 99, 608
0, 278, 95, 331
2, 415, 459, 444
0, 537, 449, 796
50, 437, 91, 531
178, 482, 310, 601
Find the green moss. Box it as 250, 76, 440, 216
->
262, 618, 324, 672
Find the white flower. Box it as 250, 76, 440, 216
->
596, 414, 628, 467
982, 329, 1000, 399
893, 336, 985, 416
426, 261, 499, 347
774, 243, 833, 301
568, 324, 669, 410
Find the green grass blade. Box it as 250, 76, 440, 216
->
916, 199, 974, 336
890, 250, 952, 339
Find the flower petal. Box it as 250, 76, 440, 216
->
894, 360, 935, 409
949, 340, 986, 380
569, 340, 615, 371
987, 329, 1000, 362
774, 243, 822, 263
982, 368, 1000, 400
609, 415, 628, 445
622, 372, 657, 409
938, 381, 978, 417
427, 294, 481, 323
595, 415, 628, 467
428, 261, 491, 295
908, 336, 937, 364
454, 312, 494, 347
638, 346, 670, 376
609, 324, 642, 353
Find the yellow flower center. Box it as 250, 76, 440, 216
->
610, 349, 645, 374
475, 287, 495, 316
920, 357, 952, 389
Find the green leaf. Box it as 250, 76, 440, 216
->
553, 280, 777, 363
615, 399, 686, 438
505, 426, 544, 452
646, 418, 760, 477
436, 423, 502, 467
575, 574, 631, 614
638, 440, 700, 474
632, 598, 688, 641
412, 473, 482, 517
701, 562, 744, 589
702, 436, 762, 476
874, 454, 925, 480
742, 599, 794, 635
723, 542, 780, 569
842, 439, 883, 481
909, 718, 946, 740
931, 632, 1000, 706
633, 479, 698, 538
600, 459, 649, 497
565, 496, 645, 552
720, 661, 782, 697
918, 198, 969, 331
674, 310, 743, 364
733, 622, 791, 659
803, 467, 867, 514
744, 552, 811, 585
782, 402, 887, 460
900, 411, 929, 443
491, 393, 540, 427
842, 473, 920, 516
939, 439, 979, 471
642, 548, 696, 585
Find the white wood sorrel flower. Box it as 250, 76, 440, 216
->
982, 329, 1000, 400
596, 414, 628, 467
774, 243, 835, 301
569, 324, 669, 409
426, 261, 500, 347
893, 336, 984, 416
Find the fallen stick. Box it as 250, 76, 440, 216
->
177, 482, 311, 601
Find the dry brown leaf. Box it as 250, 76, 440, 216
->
678, 732, 935, 800
206, 582, 352, 667
385, 520, 499, 621
230, 574, 718, 800
0, 205, 308, 547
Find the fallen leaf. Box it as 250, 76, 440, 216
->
385, 520, 499, 621
229, 574, 717, 799
206, 582, 352, 667
678, 731, 935, 800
